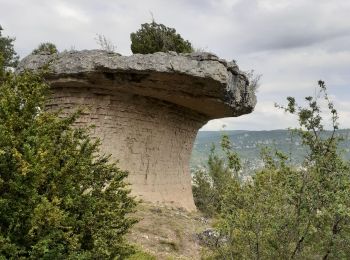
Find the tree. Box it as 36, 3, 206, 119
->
200, 81, 350, 259
192, 135, 241, 217
32, 42, 58, 55
0, 69, 137, 259
130, 21, 193, 54
0, 25, 19, 69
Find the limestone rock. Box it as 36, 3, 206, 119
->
18, 50, 257, 211
196, 228, 227, 247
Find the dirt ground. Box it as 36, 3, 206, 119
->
127, 202, 212, 259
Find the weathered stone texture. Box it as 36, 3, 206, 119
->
18, 50, 256, 211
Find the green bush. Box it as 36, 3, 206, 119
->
0, 70, 137, 259
205, 81, 350, 259
0, 25, 18, 69
192, 135, 241, 217
193, 82, 350, 258
32, 42, 58, 55
130, 21, 193, 54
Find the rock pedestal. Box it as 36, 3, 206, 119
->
19, 50, 256, 211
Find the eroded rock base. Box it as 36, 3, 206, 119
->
48, 86, 207, 211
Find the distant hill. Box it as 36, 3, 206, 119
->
190, 129, 350, 173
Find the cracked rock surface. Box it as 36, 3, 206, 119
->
18, 50, 256, 211
19, 50, 256, 119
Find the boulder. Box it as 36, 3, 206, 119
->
18, 50, 256, 211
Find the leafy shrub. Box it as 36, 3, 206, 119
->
0, 70, 137, 259
206, 81, 350, 259
192, 135, 241, 217
32, 42, 58, 55
0, 25, 19, 69
130, 21, 193, 54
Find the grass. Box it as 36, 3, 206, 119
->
127, 248, 156, 260
159, 239, 180, 252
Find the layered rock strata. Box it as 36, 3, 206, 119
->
19, 50, 256, 211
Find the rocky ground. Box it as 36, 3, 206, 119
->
126, 202, 213, 260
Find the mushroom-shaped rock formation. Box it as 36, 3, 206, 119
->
18, 50, 257, 211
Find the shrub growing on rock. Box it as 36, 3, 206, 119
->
32, 42, 58, 55
130, 21, 193, 54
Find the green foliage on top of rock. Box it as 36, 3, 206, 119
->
0, 25, 19, 69
0, 69, 137, 258
32, 42, 58, 55
130, 21, 193, 54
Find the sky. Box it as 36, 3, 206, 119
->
0, 0, 349, 130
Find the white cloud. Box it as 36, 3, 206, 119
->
257, 0, 292, 11
201, 101, 299, 131
53, 2, 90, 24
0, 0, 349, 130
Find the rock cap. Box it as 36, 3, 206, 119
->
18, 50, 256, 119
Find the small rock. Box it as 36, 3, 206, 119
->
141, 234, 149, 240
196, 228, 226, 247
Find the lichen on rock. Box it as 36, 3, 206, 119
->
18, 50, 257, 211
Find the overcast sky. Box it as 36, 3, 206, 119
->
1, 0, 349, 130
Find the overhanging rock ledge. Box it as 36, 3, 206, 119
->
18, 50, 257, 211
